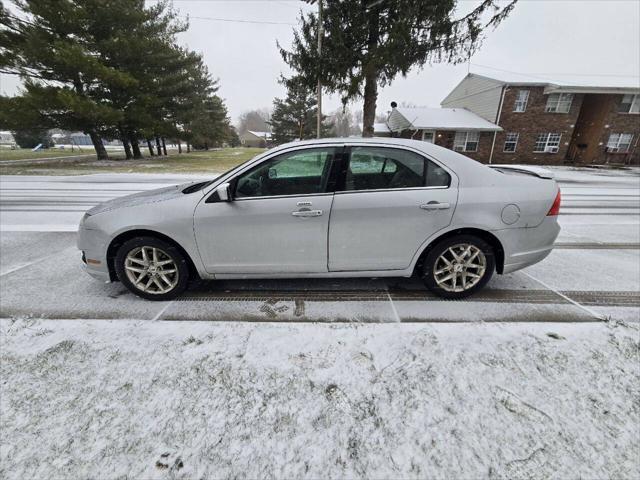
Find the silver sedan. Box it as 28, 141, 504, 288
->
78, 138, 561, 300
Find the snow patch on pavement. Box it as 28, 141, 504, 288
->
1, 319, 638, 479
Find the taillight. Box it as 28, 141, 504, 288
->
547, 189, 561, 216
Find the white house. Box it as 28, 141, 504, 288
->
357, 122, 391, 137
240, 131, 272, 148
381, 105, 502, 162
0, 131, 16, 146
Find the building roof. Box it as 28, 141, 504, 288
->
467, 72, 640, 94
373, 122, 390, 133
358, 122, 390, 133
388, 107, 502, 132
246, 130, 272, 140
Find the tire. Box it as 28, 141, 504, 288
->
115, 236, 189, 301
422, 234, 495, 299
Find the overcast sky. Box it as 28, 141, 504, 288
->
1, 0, 639, 125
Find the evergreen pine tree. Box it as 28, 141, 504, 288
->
270, 76, 328, 144
280, 0, 517, 136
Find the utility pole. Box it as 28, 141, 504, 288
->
316, 0, 323, 139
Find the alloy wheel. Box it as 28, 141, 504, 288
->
124, 246, 179, 295
433, 243, 487, 293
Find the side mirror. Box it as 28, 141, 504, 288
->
215, 182, 231, 202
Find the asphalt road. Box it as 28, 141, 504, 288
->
1, 167, 638, 322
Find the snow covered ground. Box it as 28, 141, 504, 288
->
1, 318, 639, 479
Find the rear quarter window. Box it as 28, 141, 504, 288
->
426, 160, 451, 187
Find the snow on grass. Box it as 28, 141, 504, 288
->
0, 147, 264, 175
1, 319, 639, 479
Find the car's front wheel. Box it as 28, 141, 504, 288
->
115, 236, 189, 301
422, 235, 495, 299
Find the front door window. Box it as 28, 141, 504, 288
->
234, 147, 336, 198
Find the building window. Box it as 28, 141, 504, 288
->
513, 90, 529, 112
606, 133, 634, 152
421, 130, 435, 143
545, 93, 573, 113
503, 132, 519, 152
534, 133, 562, 153
453, 131, 480, 152
618, 94, 639, 114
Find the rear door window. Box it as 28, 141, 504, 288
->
342, 147, 450, 191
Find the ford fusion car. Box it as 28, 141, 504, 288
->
78, 138, 561, 300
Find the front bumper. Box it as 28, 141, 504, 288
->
493, 217, 561, 274
81, 255, 111, 281
77, 222, 111, 281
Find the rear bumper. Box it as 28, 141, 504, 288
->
493, 217, 561, 274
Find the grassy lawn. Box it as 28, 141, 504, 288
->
0, 148, 96, 161
0, 148, 265, 175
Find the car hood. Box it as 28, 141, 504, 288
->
86, 182, 202, 216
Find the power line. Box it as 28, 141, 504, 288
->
167, 1, 301, 2
185, 15, 296, 25
471, 63, 640, 79
152, 0, 302, 2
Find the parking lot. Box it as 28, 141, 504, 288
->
1, 167, 639, 323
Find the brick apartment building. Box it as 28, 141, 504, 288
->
385, 72, 640, 165
442, 73, 640, 164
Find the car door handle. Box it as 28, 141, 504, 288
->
292, 209, 323, 217
420, 202, 450, 210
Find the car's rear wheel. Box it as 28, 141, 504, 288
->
422, 235, 495, 299
115, 236, 189, 301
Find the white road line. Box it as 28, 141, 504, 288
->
522, 271, 606, 321
0, 225, 78, 232
0, 247, 76, 276
385, 288, 401, 323
152, 301, 174, 321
